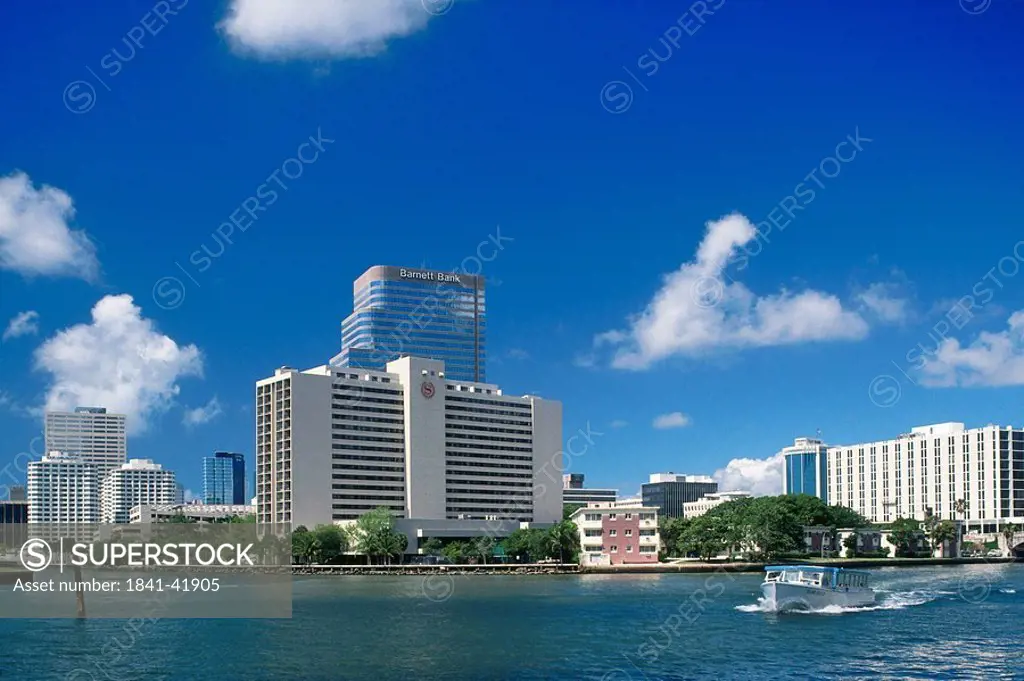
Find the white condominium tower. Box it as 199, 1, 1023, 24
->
100, 459, 178, 524
27, 452, 100, 524
827, 422, 1023, 533
45, 407, 127, 477
256, 356, 563, 528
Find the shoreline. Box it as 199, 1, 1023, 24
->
291, 556, 1019, 576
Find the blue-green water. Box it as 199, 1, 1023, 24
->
2, 564, 1021, 680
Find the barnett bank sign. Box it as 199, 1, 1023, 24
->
398, 268, 465, 285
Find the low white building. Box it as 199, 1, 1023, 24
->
100, 459, 178, 524
27, 451, 99, 524
682, 491, 752, 518
130, 503, 254, 523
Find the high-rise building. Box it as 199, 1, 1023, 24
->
641, 473, 718, 518
562, 473, 617, 507
781, 437, 830, 502
8, 485, 27, 501
44, 407, 127, 477
827, 422, 1024, 533
0, 498, 28, 550
100, 459, 178, 524
202, 452, 246, 505
27, 452, 99, 524
256, 356, 561, 528
332, 266, 487, 382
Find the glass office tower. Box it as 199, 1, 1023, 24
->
781, 437, 829, 503
203, 451, 246, 505
333, 266, 486, 382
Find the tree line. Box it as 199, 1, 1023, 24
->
290, 507, 581, 565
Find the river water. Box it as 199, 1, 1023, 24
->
1, 563, 1020, 680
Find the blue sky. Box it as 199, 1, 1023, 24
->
1, 0, 1022, 500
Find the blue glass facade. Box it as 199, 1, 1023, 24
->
203, 452, 246, 505
334, 266, 486, 382
784, 450, 828, 503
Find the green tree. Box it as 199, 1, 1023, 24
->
229, 514, 257, 524
421, 537, 444, 556
311, 524, 348, 563
930, 520, 957, 556
292, 526, 316, 564
954, 498, 967, 552
441, 540, 468, 564
563, 503, 585, 521
352, 507, 409, 564
678, 515, 726, 561
888, 517, 923, 557
503, 528, 543, 562
545, 520, 580, 563
842, 533, 858, 558
659, 517, 692, 557
474, 536, 496, 564
1001, 523, 1020, 555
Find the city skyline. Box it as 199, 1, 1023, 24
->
1, 2, 1022, 500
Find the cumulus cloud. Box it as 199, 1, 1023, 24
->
855, 281, 910, 323
652, 412, 691, 429
917, 309, 1024, 387
219, 0, 447, 59
0, 171, 100, 280
34, 294, 203, 434
3, 310, 40, 341
595, 213, 869, 369
713, 453, 783, 497
183, 396, 224, 427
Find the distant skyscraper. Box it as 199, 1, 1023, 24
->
332, 266, 486, 382
8, 485, 27, 501
561, 473, 617, 507
641, 473, 718, 519
781, 437, 829, 503
100, 459, 178, 524
44, 407, 127, 477
203, 452, 246, 505
27, 452, 99, 524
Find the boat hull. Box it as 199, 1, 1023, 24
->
760, 581, 875, 612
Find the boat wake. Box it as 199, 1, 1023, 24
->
736, 589, 945, 615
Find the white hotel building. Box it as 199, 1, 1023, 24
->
45, 407, 127, 477
27, 452, 100, 524
256, 356, 563, 530
100, 459, 178, 524
825, 422, 1024, 533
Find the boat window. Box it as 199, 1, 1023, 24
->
766, 571, 782, 581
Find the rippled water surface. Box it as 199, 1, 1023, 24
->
2, 564, 1021, 680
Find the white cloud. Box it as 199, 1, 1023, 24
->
572, 353, 596, 369
183, 396, 224, 427
0, 171, 100, 280
713, 453, 783, 497
609, 419, 628, 429
3, 310, 40, 341
507, 348, 529, 360
917, 310, 1024, 387
33, 294, 203, 434
855, 281, 910, 323
652, 412, 691, 429
183, 488, 200, 503
596, 213, 869, 369
220, 0, 447, 59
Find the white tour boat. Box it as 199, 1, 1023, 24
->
760, 565, 875, 612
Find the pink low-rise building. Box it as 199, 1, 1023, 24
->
570, 502, 660, 566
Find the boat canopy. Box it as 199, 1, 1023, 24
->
765, 565, 870, 576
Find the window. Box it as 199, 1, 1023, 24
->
608, 513, 616, 520
609, 529, 616, 537
624, 513, 632, 520
610, 545, 618, 552
625, 529, 632, 536
626, 545, 633, 552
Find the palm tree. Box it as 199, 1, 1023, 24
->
954, 499, 967, 556
1001, 523, 1020, 557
